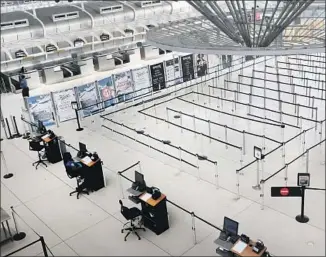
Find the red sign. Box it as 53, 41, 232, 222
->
280, 187, 289, 196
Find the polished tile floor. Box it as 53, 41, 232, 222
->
1, 55, 325, 256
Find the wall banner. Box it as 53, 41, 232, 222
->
27, 94, 56, 127
98, 76, 116, 108
52, 88, 76, 122
132, 67, 151, 96
165, 57, 182, 87
113, 70, 134, 102
150, 62, 166, 92
181, 54, 195, 82
77, 82, 101, 117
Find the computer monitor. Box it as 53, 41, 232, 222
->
37, 120, 47, 134
79, 142, 87, 154
223, 217, 239, 236
135, 171, 146, 189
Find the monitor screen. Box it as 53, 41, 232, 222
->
223, 217, 239, 236
38, 120, 46, 134
79, 142, 87, 153
135, 171, 144, 185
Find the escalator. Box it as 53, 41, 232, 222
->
0, 72, 18, 93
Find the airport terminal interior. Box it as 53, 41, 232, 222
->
0, 0, 325, 256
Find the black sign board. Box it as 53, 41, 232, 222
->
181, 54, 194, 82
271, 186, 302, 197
150, 62, 166, 92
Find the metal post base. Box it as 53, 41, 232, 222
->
295, 215, 309, 223
252, 185, 261, 190
76, 128, 84, 131
13, 232, 26, 241
3, 173, 13, 179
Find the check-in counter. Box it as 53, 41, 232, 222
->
24, 70, 41, 89
128, 48, 141, 64
78, 57, 94, 76
43, 65, 64, 84
140, 45, 159, 60
94, 54, 116, 71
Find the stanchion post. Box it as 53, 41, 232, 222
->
71, 102, 84, 131
154, 104, 158, 124
224, 125, 228, 149
260, 180, 265, 210
252, 160, 261, 190
305, 150, 309, 173
302, 129, 306, 153
118, 172, 125, 199
5, 118, 13, 139
239, 148, 244, 175
1, 150, 13, 179
40, 236, 49, 257
295, 187, 309, 223
12, 116, 22, 138
180, 114, 183, 133
242, 131, 246, 155
311, 97, 315, 119
235, 170, 240, 200
10, 206, 26, 241
193, 115, 196, 137
179, 147, 182, 170
214, 162, 219, 189
166, 108, 169, 128
208, 120, 212, 143
191, 212, 197, 245
284, 164, 288, 186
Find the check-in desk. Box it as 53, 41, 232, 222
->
139, 193, 169, 235
12, 70, 40, 89
78, 57, 94, 76
94, 54, 116, 71
43, 66, 64, 84
75, 156, 105, 192
128, 48, 141, 64
140, 45, 159, 60
41, 134, 62, 164
128, 189, 169, 235
25, 70, 41, 89
215, 237, 267, 257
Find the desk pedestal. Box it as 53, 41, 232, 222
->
141, 198, 169, 235
45, 138, 62, 163
82, 160, 105, 191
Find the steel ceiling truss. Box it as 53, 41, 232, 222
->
187, 0, 314, 48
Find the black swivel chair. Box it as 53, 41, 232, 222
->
119, 200, 145, 241
29, 140, 47, 169
63, 152, 89, 199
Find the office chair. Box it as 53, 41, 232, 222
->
63, 152, 89, 199
29, 140, 47, 169
119, 200, 145, 241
